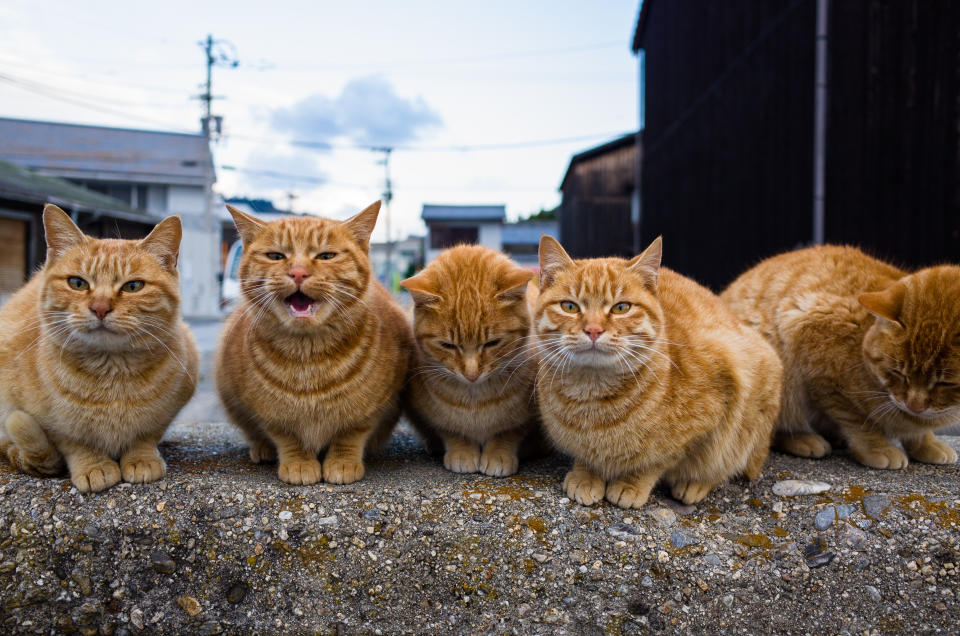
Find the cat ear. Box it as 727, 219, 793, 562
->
139, 216, 182, 271
627, 236, 662, 291
226, 204, 265, 246
343, 201, 381, 248
401, 271, 441, 307
538, 235, 573, 288
496, 268, 535, 302
859, 282, 906, 328
43, 204, 88, 262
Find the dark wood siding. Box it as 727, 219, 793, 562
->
559, 138, 638, 259
825, 0, 960, 269
638, 0, 817, 290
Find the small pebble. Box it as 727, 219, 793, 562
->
150, 551, 176, 574
669, 530, 698, 549
862, 495, 890, 519
647, 508, 677, 528
278, 510, 292, 521
772, 480, 831, 496
865, 585, 882, 602
177, 595, 202, 617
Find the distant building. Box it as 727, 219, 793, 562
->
558, 132, 639, 259
370, 235, 425, 288
421, 204, 506, 263
633, 0, 960, 289
501, 221, 559, 268
0, 117, 219, 317
0, 158, 160, 304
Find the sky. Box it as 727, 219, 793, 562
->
0, 1, 641, 243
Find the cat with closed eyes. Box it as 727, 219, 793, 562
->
402, 244, 541, 477
722, 245, 960, 469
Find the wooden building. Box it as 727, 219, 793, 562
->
633, 0, 960, 290
558, 133, 639, 259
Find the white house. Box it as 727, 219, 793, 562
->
0, 117, 220, 318
422, 204, 505, 263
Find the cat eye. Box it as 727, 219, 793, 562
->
67, 276, 89, 291
316, 252, 337, 260
935, 381, 957, 389
483, 339, 501, 348
439, 342, 458, 350
610, 302, 632, 314
121, 280, 145, 293
266, 252, 286, 261
560, 301, 580, 313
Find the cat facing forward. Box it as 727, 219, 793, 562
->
216, 202, 412, 485
401, 245, 541, 477
722, 245, 960, 469
0, 205, 197, 492
534, 236, 781, 509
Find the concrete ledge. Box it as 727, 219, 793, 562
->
0, 422, 958, 634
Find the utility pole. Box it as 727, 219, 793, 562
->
373, 147, 394, 288
196, 34, 238, 141
286, 191, 298, 214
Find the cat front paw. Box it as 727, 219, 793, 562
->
670, 481, 713, 505
278, 458, 323, 485
444, 448, 480, 473
323, 458, 365, 484
249, 439, 277, 464
906, 438, 958, 464
121, 456, 166, 484
72, 460, 122, 493
777, 433, 831, 458
478, 449, 518, 477
563, 470, 605, 506
854, 445, 909, 470
606, 479, 653, 509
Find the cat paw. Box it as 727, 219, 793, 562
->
563, 470, 605, 506
478, 450, 518, 477
121, 456, 166, 484
444, 448, 480, 473
854, 445, 909, 470
778, 433, 831, 458
670, 481, 713, 505
605, 479, 652, 509
72, 460, 121, 493
249, 440, 277, 464
278, 459, 323, 485
906, 438, 958, 464
323, 458, 365, 484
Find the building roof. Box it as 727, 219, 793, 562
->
632, 0, 653, 52
0, 158, 159, 223
0, 117, 213, 187
501, 221, 559, 246
559, 132, 639, 191
422, 204, 506, 222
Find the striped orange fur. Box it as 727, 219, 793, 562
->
0, 205, 197, 493
401, 245, 541, 477
722, 245, 960, 469
216, 202, 412, 485
534, 236, 781, 509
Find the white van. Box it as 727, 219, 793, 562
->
221, 240, 243, 310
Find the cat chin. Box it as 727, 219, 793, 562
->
565, 347, 620, 369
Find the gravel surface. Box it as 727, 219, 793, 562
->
0, 422, 957, 635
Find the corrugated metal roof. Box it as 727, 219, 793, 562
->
0, 158, 158, 222
422, 204, 505, 221
501, 221, 559, 246
0, 117, 213, 186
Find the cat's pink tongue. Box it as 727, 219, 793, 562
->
292, 295, 311, 312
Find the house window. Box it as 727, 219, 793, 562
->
430, 225, 478, 249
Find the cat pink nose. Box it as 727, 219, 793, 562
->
289, 267, 310, 285
584, 325, 604, 342
906, 400, 927, 414
89, 300, 112, 320
464, 372, 479, 382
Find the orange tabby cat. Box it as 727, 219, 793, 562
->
216, 201, 412, 485
401, 245, 539, 477
534, 236, 781, 508
0, 205, 197, 492
722, 245, 960, 469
